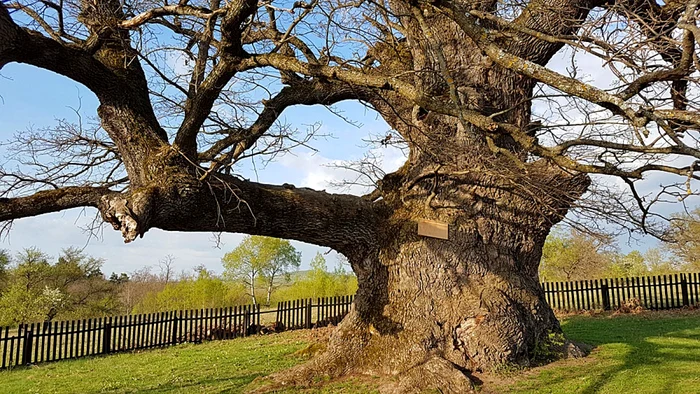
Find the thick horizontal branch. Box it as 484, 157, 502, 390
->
237, 53, 464, 119
0, 186, 111, 222
102, 174, 390, 255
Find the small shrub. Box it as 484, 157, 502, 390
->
531, 331, 566, 364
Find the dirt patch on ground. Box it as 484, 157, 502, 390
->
301, 325, 336, 343
555, 306, 700, 319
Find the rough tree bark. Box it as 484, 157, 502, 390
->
1, 0, 699, 392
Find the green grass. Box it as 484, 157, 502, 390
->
0, 330, 376, 394
497, 311, 700, 394
1, 311, 699, 393
0, 331, 310, 394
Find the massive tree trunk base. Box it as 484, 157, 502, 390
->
249, 310, 588, 394
250, 309, 590, 393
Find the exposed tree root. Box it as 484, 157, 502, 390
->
387, 356, 475, 394
246, 316, 476, 394
247, 351, 476, 394
563, 340, 593, 359
245, 318, 592, 394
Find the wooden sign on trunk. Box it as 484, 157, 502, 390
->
417, 219, 449, 240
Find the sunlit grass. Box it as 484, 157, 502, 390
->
498, 311, 700, 393
0, 331, 309, 394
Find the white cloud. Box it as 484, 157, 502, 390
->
277, 144, 406, 195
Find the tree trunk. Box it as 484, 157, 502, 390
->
266, 282, 273, 307
260, 154, 589, 392
250, 280, 258, 306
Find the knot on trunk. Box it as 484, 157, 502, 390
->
99, 190, 156, 243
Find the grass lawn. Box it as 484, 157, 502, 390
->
0, 329, 375, 394
0, 310, 699, 393
489, 310, 700, 394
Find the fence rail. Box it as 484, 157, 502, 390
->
0, 295, 354, 369
543, 272, 700, 312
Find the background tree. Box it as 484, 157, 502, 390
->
666, 208, 700, 271
259, 238, 301, 306
0, 248, 55, 325
48, 247, 120, 319
643, 248, 681, 275
540, 229, 615, 281
109, 272, 130, 285
0, 247, 120, 325
222, 235, 300, 306
0, 249, 11, 292
116, 266, 163, 314
133, 268, 247, 313
158, 255, 176, 285
273, 253, 358, 302
606, 250, 649, 278
1, 0, 699, 390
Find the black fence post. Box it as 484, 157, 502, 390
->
172, 311, 180, 345
305, 300, 312, 329
601, 283, 611, 311
102, 321, 112, 354
256, 304, 261, 333
681, 274, 690, 307
22, 329, 33, 365
244, 306, 250, 337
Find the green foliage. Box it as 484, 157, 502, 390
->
0, 249, 10, 291
666, 207, 700, 271
530, 331, 566, 363
0, 247, 122, 326
109, 272, 130, 284
222, 236, 301, 306
540, 228, 691, 282
271, 253, 357, 303
0, 281, 62, 327
540, 229, 614, 281
643, 248, 681, 275
0, 248, 56, 326
606, 250, 647, 278
132, 270, 247, 314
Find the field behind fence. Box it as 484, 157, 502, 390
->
0, 295, 353, 370
543, 272, 700, 311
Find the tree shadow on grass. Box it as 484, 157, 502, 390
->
506, 313, 700, 394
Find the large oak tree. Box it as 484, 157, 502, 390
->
1, 0, 699, 391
